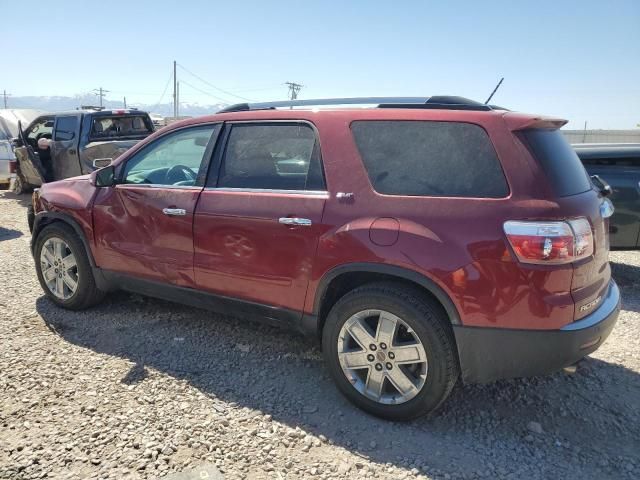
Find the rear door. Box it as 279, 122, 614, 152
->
92, 124, 221, 287
51, 115, 82, 180
193, 121, 328, 313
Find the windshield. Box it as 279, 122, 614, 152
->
90, 115, 153, 140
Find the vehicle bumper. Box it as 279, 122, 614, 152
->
453, 280, 621, 383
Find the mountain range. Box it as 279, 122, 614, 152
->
6, 94, 226, 118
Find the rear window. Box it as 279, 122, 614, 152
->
520, 129, 591, 196
351, 120, 508, 198
90, 115, 153, 140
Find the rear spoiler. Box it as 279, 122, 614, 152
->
503, 112, 568, 131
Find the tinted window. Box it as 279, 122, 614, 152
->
351, 121, 508, 197
520, 130, 591, 196
54, 116, 78, 141
217, 124, 324, 191
123, 125, 219, 186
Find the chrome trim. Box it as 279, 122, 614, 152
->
279, 217, 312, 226
115, 184, 202, 190
162, 208, 187, 216
204, 187, 329, 197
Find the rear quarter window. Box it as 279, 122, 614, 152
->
519, 129, 592, 196
351, 120, 508, 198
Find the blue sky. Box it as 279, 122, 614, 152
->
2, 0, 639, 128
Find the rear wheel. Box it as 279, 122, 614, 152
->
34, 223, 105, 309
322, 282, 459, 420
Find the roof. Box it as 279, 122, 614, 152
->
573, 143, 640, 159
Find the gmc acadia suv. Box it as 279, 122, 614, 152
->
29, 96, 620, 420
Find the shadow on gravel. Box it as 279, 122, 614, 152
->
0, 227, 22, 241
36, 293, 640, 479
0, 190, 33, 208
611, 261, 640, 313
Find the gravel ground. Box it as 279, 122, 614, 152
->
1, 189, 639, 480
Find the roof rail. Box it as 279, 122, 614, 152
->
217, 96, 494, 114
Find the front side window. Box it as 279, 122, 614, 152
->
123, 125, 219, 186
217, 123, 325, 191
26, 117, 54, 143
351, 120, 509, 198
54, 116, 78, 141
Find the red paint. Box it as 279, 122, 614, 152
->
33, 106, 611, 331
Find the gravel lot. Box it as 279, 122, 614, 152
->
1, 189, 639, 480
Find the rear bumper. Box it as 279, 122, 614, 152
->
453, 280, 620, 383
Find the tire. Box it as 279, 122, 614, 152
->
322, 282, 459, 420
34, 223, 105, 310
13, 174, 25, 194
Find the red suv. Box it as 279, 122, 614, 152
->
29, 96, 620, 420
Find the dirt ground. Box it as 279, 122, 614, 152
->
0, 190, 639, 480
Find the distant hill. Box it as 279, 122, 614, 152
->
6, 94, 226, 117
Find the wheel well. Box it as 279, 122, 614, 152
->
32, 215, 95, 267
316, 271, 456, 338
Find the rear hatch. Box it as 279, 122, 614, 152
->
515, 126, 612, 322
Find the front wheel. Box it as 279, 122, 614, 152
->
34, 223, 105, 310
322, 282, 459, 420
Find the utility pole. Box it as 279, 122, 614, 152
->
176, 81, 180, 118
92, 87, 110, 108
173, 60, 177, 119
285, 82, 303, 101
2, 89, 11, 109
123, 96, 127, 108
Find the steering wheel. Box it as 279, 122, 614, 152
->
165, 164, 197, 185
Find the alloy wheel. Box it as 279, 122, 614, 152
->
40, 237, 78, 300
337, 309, 428, 404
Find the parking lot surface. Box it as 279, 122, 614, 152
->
1, 190, 639, 480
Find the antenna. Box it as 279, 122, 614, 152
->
484, 77, 504, 104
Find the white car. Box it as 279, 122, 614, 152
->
0, 118, 16, 189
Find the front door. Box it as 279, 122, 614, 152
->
194, 122, 328, 313
92, 124, 221, 287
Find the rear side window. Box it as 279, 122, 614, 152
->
217, 123, 325, 191
351, 121, 508, 198
520, 129, 591, 196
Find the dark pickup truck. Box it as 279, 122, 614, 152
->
575, 143, 640, 249
13, 109, 154, 192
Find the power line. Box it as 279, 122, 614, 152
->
92, 87, 110, 108
150, 68, 174, 111
285, 82, 303, 100
177, 63, 252, 101
179, 80, 231, 104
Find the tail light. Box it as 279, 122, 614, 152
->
9, 160, 17, 174
504, 218, 594, 265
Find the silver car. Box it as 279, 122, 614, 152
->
0, 118, 15, 189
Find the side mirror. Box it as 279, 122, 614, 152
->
95, 165, 116, 187
93, 158, 113, 169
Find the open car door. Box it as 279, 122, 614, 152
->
14, 120, 46, 190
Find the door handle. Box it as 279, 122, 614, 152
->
69, 149, 77, 155
162, 208, 186, 216
279, 217, 312, 226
